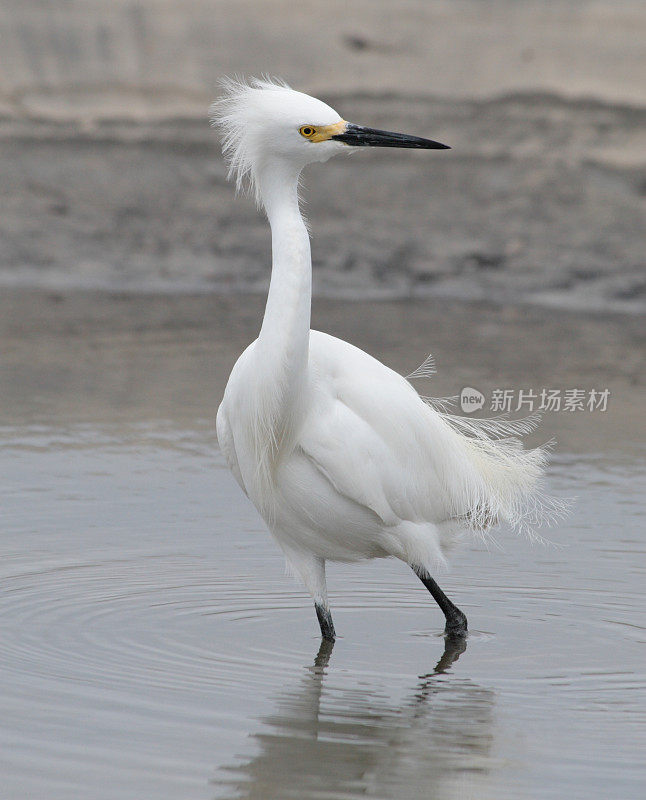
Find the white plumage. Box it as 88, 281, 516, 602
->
211, 78, 564, 640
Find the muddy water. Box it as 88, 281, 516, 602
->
1, 293, 644, 799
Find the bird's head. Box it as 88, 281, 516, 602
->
210, 77, 449, 205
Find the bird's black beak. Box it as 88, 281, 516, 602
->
331, 122, 450, 150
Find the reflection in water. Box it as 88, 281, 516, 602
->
216, 637, 497, 800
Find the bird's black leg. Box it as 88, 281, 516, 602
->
315, 603, 336, 641
413, 567, 467, 637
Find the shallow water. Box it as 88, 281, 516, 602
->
1, 298, 645, 799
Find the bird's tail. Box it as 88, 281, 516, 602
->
406, 351, 569, 539
436, 409, 569, 540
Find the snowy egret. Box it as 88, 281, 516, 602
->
211, 78, 562, 642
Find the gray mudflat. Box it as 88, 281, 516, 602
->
2, 92, 645, 313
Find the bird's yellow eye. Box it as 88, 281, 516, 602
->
299, 126, 317, 139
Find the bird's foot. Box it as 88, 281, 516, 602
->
444, 609, 468, 639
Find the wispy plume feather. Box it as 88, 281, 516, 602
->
406, 350, 570, 539
209, 75, 292, 205
406, 353, 436, 380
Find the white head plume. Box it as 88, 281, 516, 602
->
210, 76, 344, 205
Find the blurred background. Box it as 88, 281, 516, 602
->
1, 0, 645, 310
2, 5, 646, 800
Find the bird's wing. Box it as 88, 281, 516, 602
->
299, 331, 452, 527
300, 331, 565, 538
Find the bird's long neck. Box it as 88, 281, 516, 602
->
259, 163, 311, 353
254, 162, 311, 460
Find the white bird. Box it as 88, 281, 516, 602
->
211, 77, 562, 641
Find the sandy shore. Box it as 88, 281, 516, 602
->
2, 0, 646, 119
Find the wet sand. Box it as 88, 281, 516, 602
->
1, 291, 645, 798
3, 93, 646, 314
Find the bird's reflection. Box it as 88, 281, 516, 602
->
214, 635, 497, 799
